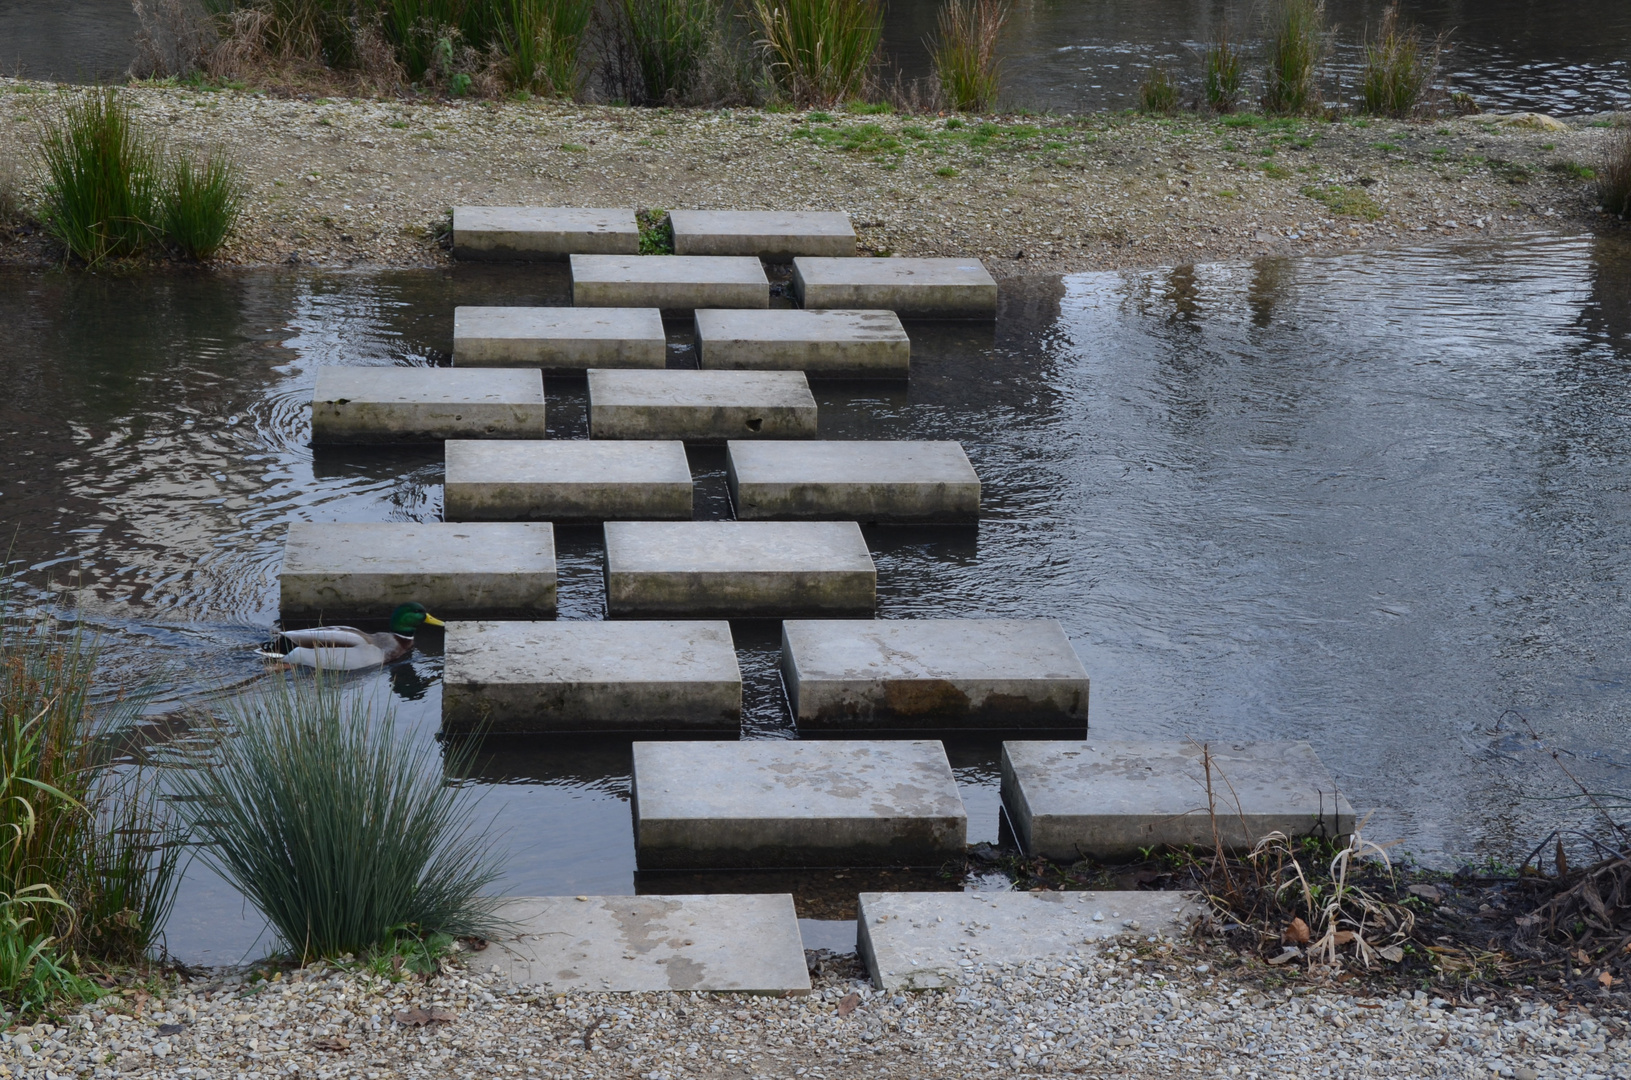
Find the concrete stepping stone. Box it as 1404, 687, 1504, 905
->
571, 254, 769, 311
695, 309, 909, 378
727, 440, 979, 522
310, 367, 545, 445
782, 619, 1087, 732
452, 307, 666, 372
669, 210, 856, 260
632, 740, 967, 869
857, 890, 1205, 991
589, 369, 817, 441
442, 620, 740, 733
279, 521, 555, 619
793, 257, 998, 319
452, 206, 638, 261
1001, 741, 1357, 861
481, 894, 811, 994
444, 439, 692, 522
604, 521, 875, 617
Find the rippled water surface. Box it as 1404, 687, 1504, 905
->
2, 232, 1628, 962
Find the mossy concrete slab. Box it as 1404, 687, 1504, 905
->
452, 206, 639, 261
792, 257, 998, 319
310, 367, 545, 445
632, 740, 967, 869
669, 210, 856, 260
603, 521, 875, 617
444, 439, 692, 522
782, 619, 1087, 733
571, 255, 769, 311
442, 619, 740, 734
452, 307, 666, 372
279, 521, 556, 619
727, 440, 979, 522
694, 309, 909, 378
589, 369, 817, 442
1001, 741, 1356, 861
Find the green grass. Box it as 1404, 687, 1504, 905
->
1360, 4, 1439, 119
1371, 140, 1401, 151
498, 0, 596, 97
750, 0, 882, 108
846, 100, 890, 115
1598, 127, 1631, 217
38, 89, 160, 266
935, 165, 958, 177
637, 208, 673, 253
161, 149, 246, 260
1261, 162, 1292, 178
1203, 34, 1243, 113
1300, 183, 1383, 219
930, 0, 1008, 112
1138, 66, 1179, 116
1262, 0, 1324, 116
1548, 160, 1596, 181
617, 0, 719, 105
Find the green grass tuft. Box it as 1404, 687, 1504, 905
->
1360, 3, 1441, 118
1598, 126, 1631, 217
750, 0, 881, 108
1300, 183, 1383, 219
1138, 66, 1180, 116
1262, 0, 1324, 116
38, 89, 160, 266
637, 207, 673, 253
1203, 33, 1243, 113
161, 148, 246, 260
930, 0, 1009, 113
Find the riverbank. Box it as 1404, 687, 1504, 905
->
0, 78, 1625, 274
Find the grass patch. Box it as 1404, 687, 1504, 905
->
1301, 183, 1383, 219
934, 165, 958, 177
1548, 159, 1596, 181
930, 0, 1008, 113
1360, 3, 1441, 119
637, 207, 673, 253
1261, 0, 1324, 116
1138, 66, 1180, 116
750, 0, 881, 108
1203, 32, 1243, 113
499, 0, 596, 98
38, 89, 160, 266
160, 148, 246, 260
1261, 162, 1292, 178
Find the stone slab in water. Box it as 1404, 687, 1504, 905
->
589, 369, 817, 441
792, 257, 998, 319
857, 890, 1205, 991
603, 521, 875, 617
1001, 741, 1357, 861
782, 619, 1087, 732
632, 740, 967, 869
694, 308, 909, 378
444, 439, 692, 522
571, 254, 769, 310
279, 521, 556, 619
441, 619, 740, 733
669, 210, 856, 260
310, 367, 545, 445
452, 206, 639, 261
481, 894, 811, 994
452, 306, 666, 372
727, 440, 979, 522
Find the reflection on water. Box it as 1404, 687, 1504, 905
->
2, 232, 1628, 963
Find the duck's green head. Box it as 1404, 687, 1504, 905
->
389, 603, 445, 636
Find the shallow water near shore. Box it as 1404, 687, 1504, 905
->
1, 231, 1628, 964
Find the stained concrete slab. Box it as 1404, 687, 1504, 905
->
452, 307, 666, 372
571, 255, 769, 311
857, 890, 1206, 991
727, 440, 979, 522
1001, 741, 1357, 861
310, 367, 545, 445
632, 740, 967, 869
279, 521, 556, 619
603, 521, 875, 617
483, 894, 811, 994
793, 257, 998, 319
452, 206, 639, 261
669, 210, 856, 260
782, 619, 1088, 732
694, 309, 909, 378
444, 439, 692, 522
589, 369, 818, 441
442, 620, 740, 733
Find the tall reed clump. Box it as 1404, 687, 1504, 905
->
1360, 3, 1440, 118
172, 677, 503, 962
1261, 0, 1324, 116
929, 0, 1009, 113
750, 0, 882, 108
162, 150, 246, 260
1138, 66, 1180, 115
613, 0, 722, 104
1600, 125, 1631, 219
498, 0, 595, 96
1203, 32, 1243, 112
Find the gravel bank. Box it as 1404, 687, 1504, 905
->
0, 79, 1624, 274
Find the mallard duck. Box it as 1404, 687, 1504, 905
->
259, 603, 445, 670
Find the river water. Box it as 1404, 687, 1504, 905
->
1, 232, 1627, 963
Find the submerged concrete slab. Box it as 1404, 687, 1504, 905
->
310, 367, 545, 445
589, 369, 817, 441
695, 309, 909, 378
452, 307, 666, 372
452, 206, 639, 261
571, 255, 769, 311
279, 521, 556, 619
442, 620, 740, 733
1001, 741, 1357, 861
793, 257, 998, 319
857, 890, 1205, 991
727, 440, 979, 522
782, 619, 1087, 732
603, 521, 875, 617
669, 210, 856, 260
444, 439, 692, 522
632, 740, 966, 869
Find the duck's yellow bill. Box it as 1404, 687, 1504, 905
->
423, 614, 446, 627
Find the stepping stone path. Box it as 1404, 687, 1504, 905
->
279, 521, 556, 619
793, 256, 999, 319
452, 306, 666, 372
310, 367, 545, 445
571, 254, 769, 310
669, 210, 856, 260
452, 206, 639, 260
443, 439, 692, 522
442, 620, 741, 733
588, 369, 818, 441
695, 308, 909, 378
631, 740, 967, 869
726, 439, 979, 521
